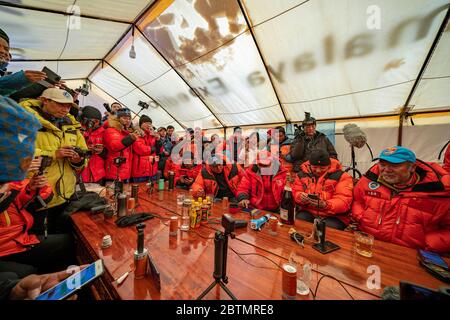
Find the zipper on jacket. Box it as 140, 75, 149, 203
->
44, 215, 48, 239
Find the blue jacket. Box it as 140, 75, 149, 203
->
0, 71, 30, 96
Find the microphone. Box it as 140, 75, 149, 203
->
343, 123, 367, 148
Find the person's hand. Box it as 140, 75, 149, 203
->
186, 177, 194, 185
93, 144, 104, 154
239, 199, 250, 208
141, 123, 151, 132
299, 192, 310, 204
130, 132, 140, 141
28, 175, 48, 191
55, 146, 78, 159
195, 188, 205, 197
163, 151, 169, 156
9, 266, 86, 300
27, 157, 42, 173
24, 70, 46, 83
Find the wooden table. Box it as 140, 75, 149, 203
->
71, 185, 449, 300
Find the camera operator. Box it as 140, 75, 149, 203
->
131, 115, 159, 182
0, 28, 46, 96
104, 108, 139, 182
19, 88, 88, 234
79, 106, 106, 185
156, 126, 173, 173
288, 113, 337, 172
101, 101, 122, 126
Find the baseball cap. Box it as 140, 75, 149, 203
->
41, 88, 78, 109
378, 146, 416, 164
309, 149, 331, 166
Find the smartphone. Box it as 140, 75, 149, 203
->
420, 261, 450, 284
35, 260, 104, 300
308, 194, 319, 200
399, 281, 443, 300
418, 249, 449, 270
41, 66, 61, 85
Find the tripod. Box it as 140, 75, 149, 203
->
197, 230, 237, 300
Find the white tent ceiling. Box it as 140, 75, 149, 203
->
2, 0, 449, 129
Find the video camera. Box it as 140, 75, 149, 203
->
113, 156, 126, 167
73, 147, 92, 158
222, 214, 236, 237
138, 101, 149, 109
294, 112, 316, 140
75, 83, 89, 96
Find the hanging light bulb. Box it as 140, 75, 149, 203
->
129, 25, 136, 59
129, 44, 136, 59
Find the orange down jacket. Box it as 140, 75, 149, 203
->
292, 158, 353, 224
351, 160, 450, 253
192, 160, 244, 198
237, 164, 288, 210
0, 180, 53, 257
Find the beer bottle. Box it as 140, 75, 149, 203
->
280, 173, 295, 225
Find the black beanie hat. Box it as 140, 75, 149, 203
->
309, 149, 331, 166
0, 28, 9, 45
139, 115, 152, 127
81, 106, 101, 120
116, 108, 131, 118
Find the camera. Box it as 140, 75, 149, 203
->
113, 156, 126, 167
222, 214, 236, 236
103, 103, 112, 113
73, 147, 92, 158
138, 101, 149, 109
38, 156, 53, 175
81, 117, 96, 130
75, 83, 90, 96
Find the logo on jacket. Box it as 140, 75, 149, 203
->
368, 181, 380, 190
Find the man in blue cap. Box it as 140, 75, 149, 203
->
352, 146, 450, 253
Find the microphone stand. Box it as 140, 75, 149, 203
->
197, 229, 237, 300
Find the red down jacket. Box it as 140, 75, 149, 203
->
292, 158, 353, 224
81, 126, 106, 183
237, 164, 287, 210
0, 180, 53, 257
103, 117, 135, 181
173, 164, 202, 185
131, 133, 158, 179
351, 160, 450, 253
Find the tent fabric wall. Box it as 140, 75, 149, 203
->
1, 0, 449, 137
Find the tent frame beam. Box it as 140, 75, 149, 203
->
134, 26, 227, 129
0, 1, 132, 25
237, 0, 288, 123
397, 6, 450, 146
102, 60, 186, 129
11, 58, 102, 62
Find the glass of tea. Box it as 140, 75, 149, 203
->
354, 231, 374, 257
